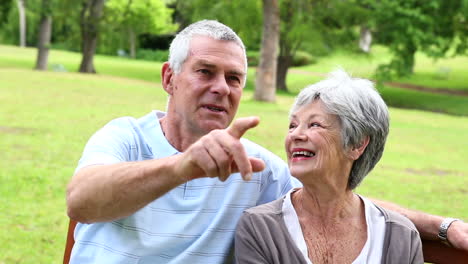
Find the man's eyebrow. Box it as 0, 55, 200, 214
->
195, 59, 246, 77
227, 69, 246, 77
195, 60, 216, 68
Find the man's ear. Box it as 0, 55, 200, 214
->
162, 62, 174, 95
349, 136, 370, 160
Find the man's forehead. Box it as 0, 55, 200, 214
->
192, 59, 245, 75
189, 36, 245, 58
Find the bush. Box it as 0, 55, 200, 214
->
139, 33, 174, 50
246, 51, 260, 67
246, 50, 315, 67
135, 49, 169, 62
292, 51, 316, 66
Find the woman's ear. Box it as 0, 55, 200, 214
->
162, 62, 174, 95
349, 136, 370, 160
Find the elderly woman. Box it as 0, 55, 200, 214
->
234, 70, 423, 264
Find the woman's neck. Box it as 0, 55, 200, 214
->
293, 187, 368, 264
293, 186, 362, 224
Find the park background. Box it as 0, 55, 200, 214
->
0, 0, 467, 262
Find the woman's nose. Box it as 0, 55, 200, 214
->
290, 126, 307, 141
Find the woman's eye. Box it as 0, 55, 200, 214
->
310, 122, 320, 128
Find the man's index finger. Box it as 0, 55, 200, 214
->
227, 117, 260, 139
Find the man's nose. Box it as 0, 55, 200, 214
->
211, 75, 230, 95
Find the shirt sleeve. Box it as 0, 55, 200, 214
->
256, 153, 301, 205
75, 118, 136, 173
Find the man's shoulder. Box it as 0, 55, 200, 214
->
101, 111, 162, 134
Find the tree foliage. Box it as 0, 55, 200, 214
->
0, 0, 13, 25
174, 0, 262, 50
366, 0, 468, 79
104, 0, 176, 58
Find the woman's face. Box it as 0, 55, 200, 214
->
285, 100, 353, 183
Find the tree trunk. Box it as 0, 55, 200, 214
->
276, 54, 291, 91
35, 0, 52, 70
129, 28, 135, 59
403, 42, 417, 75
79, 0, 106, 73
16, 0, 26, 47
359, 26, 372, 53
254, 0, 280, 102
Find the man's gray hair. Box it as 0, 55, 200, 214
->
290, 69, 390, 189
168, 20, 247, 74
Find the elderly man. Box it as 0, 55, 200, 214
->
66, 20, 467, 263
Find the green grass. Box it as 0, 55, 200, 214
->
398, 53, 468, 92
0, 45, 163, 83
284, 47, 468, 116
293, 46, 468, 92
0, 69, 165, 263
1, 45, 467, 262
2, 44, 468, 116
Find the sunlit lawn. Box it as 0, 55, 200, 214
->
1, 44, 467, 262
295, 46, 468, 93
4, 44, 467, 117
0, 68, 467, 262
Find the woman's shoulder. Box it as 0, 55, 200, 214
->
244, 196, 285, 217
373, 203, 419, 232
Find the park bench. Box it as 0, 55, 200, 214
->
63, 219, 467, 263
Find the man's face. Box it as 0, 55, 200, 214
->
167, 36, 246, 136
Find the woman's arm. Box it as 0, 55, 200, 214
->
234, 214, 271, 264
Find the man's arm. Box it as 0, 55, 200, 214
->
372, 199, 468, 251
67, 155, 186, 223
66, 117, 265, 223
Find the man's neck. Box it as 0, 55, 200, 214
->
159, 115, 202, 152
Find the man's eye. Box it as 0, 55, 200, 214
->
198, 69, 210, 75
227, 75, 240, 84
289, 123, 296, 129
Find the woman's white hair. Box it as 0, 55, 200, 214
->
290, 69, 390, 189
168, 20, 247, 75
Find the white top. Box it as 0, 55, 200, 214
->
282, 189, 386, 264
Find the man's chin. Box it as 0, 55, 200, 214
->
200, 120, 230, 132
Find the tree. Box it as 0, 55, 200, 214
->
173, 0, 262, 50
367, 0, 468, 79
276, 0, 316, 91
104, 0, 176, 58
0, 0, 13, 25
79, 0, 106, 73
35, 0, 52, 70
359, 25, 372, 53
16, 0, 25, 47
254, 0, 280, 102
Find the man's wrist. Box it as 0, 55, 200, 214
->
438, 218, 462, 247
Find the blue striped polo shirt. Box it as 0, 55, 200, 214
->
70, 110, 297, 264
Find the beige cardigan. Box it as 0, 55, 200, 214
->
234, 196, 423, 264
